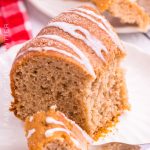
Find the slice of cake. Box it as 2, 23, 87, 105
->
137, 0, 150, 16
10, 5, 129, 139
25, 108, 93, 150
90, 0, 150, 30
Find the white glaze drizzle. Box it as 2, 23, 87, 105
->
37, 35, 95, 78
46, 117, 65, 126
27, 128, 35, 139
48, 22, 107, 61
70, 137, 81, 148
45, 128, 70, 137
28, 46, 84, 66
69, 8, 123, 50
45, 128, 81, 148
66, 10, 108, 35
45, 114, 93, 144
29, 116, 33, 122
46, 117, 81, 148
61, 113, 93, 143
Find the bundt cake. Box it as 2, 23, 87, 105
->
25, 108, 93, 150
10, 5, 129, 139
89, 0, 150, 30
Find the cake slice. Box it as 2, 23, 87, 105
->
25, 108, 93, 150
10, 5, 129, 139
90, 0, 150, 30
137, 0, 150, 16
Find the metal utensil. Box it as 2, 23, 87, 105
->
143, 30, 150, 40
89, 142, 150, 150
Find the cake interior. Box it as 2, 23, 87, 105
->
137, 0, 150, 15
108, 0, 150, 28
43, 139, 79, 150
86, 58, 128, 138
11, 55, 92, 131
11, 52, 128, 138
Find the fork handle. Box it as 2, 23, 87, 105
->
89, 143, 150, 150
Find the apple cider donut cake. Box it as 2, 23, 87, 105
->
10, 5, 129, 139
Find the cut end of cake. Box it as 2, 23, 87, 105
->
10, 53, 93, 134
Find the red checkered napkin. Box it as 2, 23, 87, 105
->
0, 0, 32, 51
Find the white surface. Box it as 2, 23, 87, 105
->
28, 0, 150, 34
0, 43, 27, 150
0, 42, 150, 149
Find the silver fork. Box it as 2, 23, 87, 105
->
143, 30, 150, 40
89, 142, 150, 150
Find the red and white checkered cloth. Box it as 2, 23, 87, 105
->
0, 0, 32, 51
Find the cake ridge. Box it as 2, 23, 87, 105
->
66, 10, 108, 34
47, 21, 107, 61
71, 7, 123, 50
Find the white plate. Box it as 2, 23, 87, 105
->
28, 0, 150, 33
0, 41, 150, 149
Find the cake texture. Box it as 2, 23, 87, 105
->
137, 0, 150, 16
25, 108, 93, 150
90, 0, 150, 30
10, 5, 129, 139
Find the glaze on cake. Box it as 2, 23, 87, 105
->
89, 0, 150, 30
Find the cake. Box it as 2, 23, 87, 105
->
137, 0, 150, 16
90, 0, 150, 30
25, 108, 93, 150
10, 5, 129, 139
